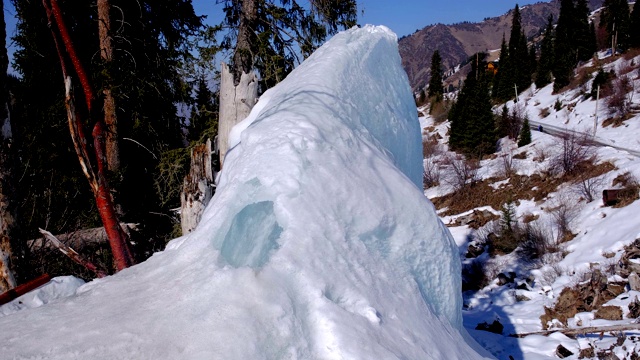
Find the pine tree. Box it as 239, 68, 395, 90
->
0, 0, 18, 290
535, 16, 554, 88
428, 50, 444, 102
494, 5, 531, 102
10, 0, 204, 272
630, 0, 640, 48
601, 0, 631, 52
449, 52, 496, 157
497, 105, 509, 139
575, 0, 596, 62
518, 117, 532, 147
492, 34, 509, 100
188, 77, 218, 144
217, 0, 357, 166
220, 0, 357, 90
553, 0, 577, 92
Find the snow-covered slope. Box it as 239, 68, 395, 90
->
0, 25, 488, 359
420, 52, 640, 359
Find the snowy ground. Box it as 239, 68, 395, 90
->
420, 52, 640, 359
0, 26, 490, 359
2, 27, 639, 360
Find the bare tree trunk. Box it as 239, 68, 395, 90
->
218, 63, 257, 167
0, 0, 17, 292
510, 323, 640, 338
97, 0, 120, 171
218, 0, 259, 168
44, 0, 135, 271
180, 139, 215, 235
38, 229, 107, 278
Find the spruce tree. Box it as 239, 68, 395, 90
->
536, 15, 554, 88
10, 0, 204, 267
518, 117, 532, 147
428, 50, 444, 102
575, 0, 596, 62
601, 0, 631, 52
448, 52, 496, 157
630, 0, 640, 48
553, 0, 576, 92
220, 0, 357, 90
492, 34, 509, 100
494, 5, 531, 102
188, 76, 218, 144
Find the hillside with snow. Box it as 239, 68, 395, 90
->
0, 26, 489, 359
419, 50, 640, 359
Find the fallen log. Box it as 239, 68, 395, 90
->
38, 228, 108, 278
28, 223, 137, 250
0, 273, 51, 306
509, 323, 640, 338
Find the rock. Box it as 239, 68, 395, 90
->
465, 243, 484, 258
475, 320, 503, 334
555, 344, 574, 358
628, 296, 640, 319
629, 272, 640, 291
515, 293, 531, 302
497, 272, 515, 286
579, 346, 595, 359
516, 281, 530, 290
594, 305, 623, 321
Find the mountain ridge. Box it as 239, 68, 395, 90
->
399, 0, 605, 91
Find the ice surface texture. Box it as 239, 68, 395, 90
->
0, 25, 488, 359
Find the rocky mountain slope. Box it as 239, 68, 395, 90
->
399, 0, 605, 91
420, 50, 640, 359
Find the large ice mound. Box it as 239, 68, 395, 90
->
0, 25, 487, 359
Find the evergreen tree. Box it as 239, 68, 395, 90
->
428, 50, 444, 102
630, 0, 640, 48
494, 5, 531, 102
536, 15, 555, 88
575, 0, 596, 62
219, 0, 357, 90
188, 76, 219, 144
449, 52, 496, 157
553, 0, 577, 91
10, 0, 204, 270
497, 105, 509, 139
600, 0, 631, 52
518, 117, 532, 147
492, 34, 509, 100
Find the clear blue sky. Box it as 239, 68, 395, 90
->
4, 0, 548, 68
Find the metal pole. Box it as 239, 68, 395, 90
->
514, 84, 518, 103
594, 85, 600, 137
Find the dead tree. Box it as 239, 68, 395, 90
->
43, 0, 134, 271
181, 139, 215, 235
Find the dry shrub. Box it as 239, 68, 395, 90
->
546, 192, 580, 243
607, 75, 634, 119
539, 107, 550, 118
422, 135, 442, 158
572, 173, 606, 203
548, 131, 597, 176
569, 67, 593, 93
499, 152, 517, 179
429, 98, 452, 123
442, 154, 480, 192
610, 172, 640, 208
423, 157, 440, 189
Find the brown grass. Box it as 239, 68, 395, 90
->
431, 161, 616, 216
